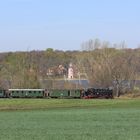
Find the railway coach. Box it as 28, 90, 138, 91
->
9, 89, 45, 98
8, 89, 82, 98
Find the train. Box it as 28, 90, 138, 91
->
0, 88, 113, 99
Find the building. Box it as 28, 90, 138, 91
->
68, 63, 74, 79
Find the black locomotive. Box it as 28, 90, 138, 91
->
82, 88, 113, 99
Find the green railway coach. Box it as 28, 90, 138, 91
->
9, 89, 45, 98
49, 89, 81, 98
49, 89, 69, 98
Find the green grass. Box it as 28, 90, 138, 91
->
0, 98, 140, 110
0, 99, 140, 140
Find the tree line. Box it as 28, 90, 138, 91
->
0, 39, 140, 96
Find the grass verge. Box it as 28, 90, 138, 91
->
0, 98, 140, 110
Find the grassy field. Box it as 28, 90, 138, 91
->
0, 99, 140, 140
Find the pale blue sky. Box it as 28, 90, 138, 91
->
0, 0, 140, 52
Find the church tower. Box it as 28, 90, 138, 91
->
68, 63, 74, 79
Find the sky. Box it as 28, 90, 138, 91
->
0, 0, 140, 52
